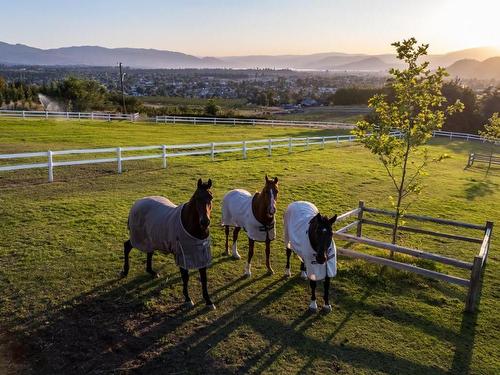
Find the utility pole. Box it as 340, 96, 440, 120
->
119, 62, 126, 113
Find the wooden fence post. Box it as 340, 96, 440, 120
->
243, 141, 247, 159
162, 145, 167, 168
268, 139, 272, 156
357, 201, 365, 237
465, 256, 483, 312
47, 150, 53, 182
117, 147, 122, 174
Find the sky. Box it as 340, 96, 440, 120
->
2, 0, 500, 56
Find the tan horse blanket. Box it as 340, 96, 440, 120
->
221, 189, 276, 242
128, 196, 212, 270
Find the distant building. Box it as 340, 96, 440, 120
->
300, 98, 318, 107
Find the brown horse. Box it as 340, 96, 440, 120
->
121, 178, 215, 309
222, 175, 279, 276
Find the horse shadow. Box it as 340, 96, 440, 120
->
11, 255, 481, 375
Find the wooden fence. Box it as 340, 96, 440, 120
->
334, 201, 493, 312
466, 152, 500, 168
0, 134, 364, 182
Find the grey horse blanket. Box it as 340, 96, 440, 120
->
128, 196, 212, 270
221, 189, 276, 242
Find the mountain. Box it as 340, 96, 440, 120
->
1, 41, 500, 74
0, 42, 224, 68
335, 57, 392, 71
447, 57, 500, 80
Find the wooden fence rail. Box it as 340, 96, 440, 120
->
466, 152, 500, 168
333, 201, 493, 312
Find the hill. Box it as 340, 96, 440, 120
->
448, 57, 500, 80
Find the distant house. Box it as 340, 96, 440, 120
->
300, 98, 318, 107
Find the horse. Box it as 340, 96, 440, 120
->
283, 201, 337, 312
121, 178, 215, 309
222, 175, 279, 277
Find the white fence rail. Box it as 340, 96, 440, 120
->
0, 134, 361, 182
0, 110, 140, 121
153, 115, 354, 129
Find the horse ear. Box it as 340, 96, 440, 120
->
197, 178, 202, 188
273, 177, 278, 184
207, 179, 212, 188
265, 174, 270, 183
329, 214, 338, 225
309, 212, 321, 224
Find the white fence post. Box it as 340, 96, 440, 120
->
173, 116, 176, 124
306, 137, 309, 150
108, 113, 111, 122
337, 136, 340, 144
289, 137, 292, 153
252, 119, 255, 126
48, 151, 53, 182
243, 141, 247, 159
117, 147, 122, 174
162, 145, 167, 168
322, 137, 325, 149
91, 112, 94, 120
78, 112, 81, 121
66, 112, 69, 119
22, 111, 25, 119
194, 118, 197, 125
211, 143, 215, 160
268, 139, 272, 156
45, 111, 48, 119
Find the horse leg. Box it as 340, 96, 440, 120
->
224, 225, 230, 255
121, 239, 133, 277
284, 247, 292, 277
323, 276, 332, 313
300, 261, 308, 280
180, 267, 194, 307
146, 252, 159, 278
244, 238, 254, 277
199, 267, 216, 310
265, 239, 274, 275
232, 227, 241, 259
309, 279, 318, 311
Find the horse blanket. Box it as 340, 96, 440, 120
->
128, 196, 212, 270
284, 201, 336, 281
221, 189, 276, 242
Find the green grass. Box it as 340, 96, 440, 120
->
0, 118, 499, 374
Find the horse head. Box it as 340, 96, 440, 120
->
194, 178, 213, 230
308, 213, 337, 264
264, 175, 279, 218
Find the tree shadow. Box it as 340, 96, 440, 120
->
464, 178, 499, 200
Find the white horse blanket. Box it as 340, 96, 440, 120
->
221, 189, 276, 242
128, 196, 212, 270
284, 201, 337, 281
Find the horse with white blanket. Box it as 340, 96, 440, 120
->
284, 201, 337, 312
121, 179, 215, 309
222, 175, 279, 276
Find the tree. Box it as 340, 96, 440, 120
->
479, 113, 500, 174
353, 38, 463, 245
442, 80, 482, 134
204, 99, 220, 116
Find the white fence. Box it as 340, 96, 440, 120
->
153, 115, 354, 129
0, 110, 140, 122
0, 134, 360, 182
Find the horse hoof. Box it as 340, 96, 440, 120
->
207, 303, 216, 310
232, 253, 241, 260
119, 270, 128, 278
267, 268, 275, 275
309, 300, 318, 312
185, 299, 194, 308
323, 304, 332, 313
301, 271, 308, 280
244, 271, 252, 278
284, 268, 291, 278
149, 272, 160, 279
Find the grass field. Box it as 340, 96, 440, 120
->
0, 119, 499, 374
